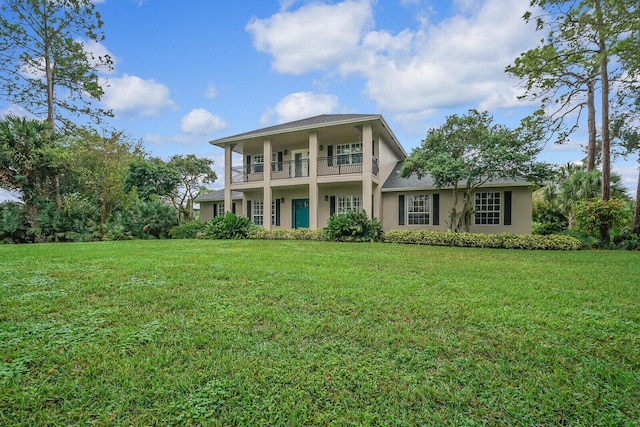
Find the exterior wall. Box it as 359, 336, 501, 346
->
198, 200, 243, 222
382, 186, 533, 235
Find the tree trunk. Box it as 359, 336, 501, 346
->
596, 0, 611, 202
586, 79, 597, 172
633, 165, 640, 236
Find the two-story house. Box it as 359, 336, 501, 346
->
196, 114, 533, 234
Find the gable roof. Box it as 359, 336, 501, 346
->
210, 114, 406, 157
382, 161, 534, 191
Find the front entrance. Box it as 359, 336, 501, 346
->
292, 198, 310, 228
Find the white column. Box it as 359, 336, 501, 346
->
263, 139, 272, 229
309, 131, 318, 229
224, 144, 232, 213
362, 124, 373, 219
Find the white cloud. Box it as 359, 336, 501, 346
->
246, 0, 374, 74
102, 74, 177, 118
78, 38, 117, 74
247, 0, 540, 115
263, 92, 339, 124
181, 108, 228, 135
204, 82, 218, 99
0, 104, 36, 120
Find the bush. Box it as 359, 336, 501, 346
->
105, 200, 179, 240
324, 210, 383, 242
0, 202, 28, 243
202, 212, 255, 239
384, 230, 582, 250
573, 198, 631, 243
169, 220, 207, 239
249, 227, 325, 241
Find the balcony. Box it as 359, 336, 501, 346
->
231, 156, 378, 184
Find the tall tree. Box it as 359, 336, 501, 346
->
401, 110, 552, 232
123, 158, 181, 202
0, 0, 113, 130
507, 0, 638, 201
0, 116, 59, 230
167, 154, 217, 222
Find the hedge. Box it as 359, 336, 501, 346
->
384, 230, 582, 250
249, 228, 325, 241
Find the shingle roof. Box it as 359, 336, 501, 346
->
382, 161, 533, 191
211, 114, 382, 144
194, 189, 243, 202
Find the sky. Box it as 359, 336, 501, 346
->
1, 0, 638, 200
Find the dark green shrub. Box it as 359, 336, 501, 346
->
105, 200, 179, 240
203, 212, 255, 239
324, 210, 383, 242
249, 227, 325, 241
384, 230, 582, 250
0, 202, 28, 243
169, 220, 206, 239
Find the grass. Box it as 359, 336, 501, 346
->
0, 239, 639, 426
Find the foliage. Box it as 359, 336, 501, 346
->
202, 212, 255, 240
573, 198, 631, 244
0, 0, 113, 130
249, 227, 325, 241
66, 129, 145, 234
384, 229, 582, 250
0, 202, 28, 243
324, 210, 383, 242
167, 154, 217, 223
401, 110, 552, 232
0, 116, 59, 229
2, 239, 638, 424
105, 200, 178, 240
532, 198, 568, 235
169, 220, 207, 239
124, 157, 180, 201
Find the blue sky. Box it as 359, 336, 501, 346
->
1, 0, 637, 199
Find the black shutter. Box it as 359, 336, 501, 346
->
330, 196, 336, 216
212, 203, 217, 218
275, 199, 281, 226
432, 194, 440, 226
327, 145, 334, 166
504, 191, 512, 226
247, 201, 251, 220
398, 195, 405, 226
246, 155, 251, 173
232, 202, 236, 214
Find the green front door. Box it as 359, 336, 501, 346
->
293, 199, 309, 228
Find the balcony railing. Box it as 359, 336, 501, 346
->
231, 156, 377, 183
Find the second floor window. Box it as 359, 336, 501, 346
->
253, 154, 264, 173
336, 143, 363, 165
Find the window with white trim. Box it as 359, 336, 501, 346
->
337, 195, 362, 214
271, 200, 277, 226
252, 200, 264, 225
474, 192, 500, 225
336, 143, 363, 165
216, 203, 225, 217
408, 194, 430, 225
253, 154, 264, 173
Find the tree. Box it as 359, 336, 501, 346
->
0, 116, 59, 231
401, 110, 552, 232
123, 158, 180, 202
0, 0, 113, 130
66, 129, 145, 234
167, 154, 217, 222
506, 0, 639, 202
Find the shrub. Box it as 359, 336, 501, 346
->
169, 220, 206, 239
0, 202, 28, 243
324, 210, 383, 242
573, 198, 631, 243
384, 230, 582, 250
202, 212, 255, 239
105, 200, 179, 240
249, 227, 325, 241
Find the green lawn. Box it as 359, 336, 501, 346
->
1, 240, 638, 426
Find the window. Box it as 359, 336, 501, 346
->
216, 203, 225, 217
336, 143, 363, 165
337, 195, 362, 214
253, 154, 264, 173
252, 200, 264, 225
475, 192, 500, 225
408, 195, 430, 225
271, 200, 278, 226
